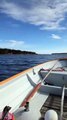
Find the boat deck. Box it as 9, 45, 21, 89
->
40, 94, 67, 120
14, 92, 48, 120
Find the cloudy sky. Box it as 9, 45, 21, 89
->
0, 0, 67, 54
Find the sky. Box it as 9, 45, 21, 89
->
0, 0, 67, 54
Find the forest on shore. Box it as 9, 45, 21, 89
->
0, 48, 37, 55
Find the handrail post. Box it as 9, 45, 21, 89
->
60, 86, 65, 120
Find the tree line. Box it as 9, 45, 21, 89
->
0, 48, 37, 54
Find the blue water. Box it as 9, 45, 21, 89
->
0, 54, 67, 82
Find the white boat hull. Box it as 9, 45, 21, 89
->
0, 58, 67, 114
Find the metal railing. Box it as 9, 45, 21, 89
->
60, 86, 65, 120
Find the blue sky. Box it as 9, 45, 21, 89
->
0, 0, 67, 54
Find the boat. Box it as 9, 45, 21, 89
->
0, 58, 67, 120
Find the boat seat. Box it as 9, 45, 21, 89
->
39, 67, 65, 73
38, 67, 65, 79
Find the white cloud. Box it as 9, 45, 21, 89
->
0, 0, 67, 30
0, 39, 24, 49
0, 40, 37, 51
8, 40, 24, 47
52, 34, 61, 39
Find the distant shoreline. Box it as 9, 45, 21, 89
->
0, 48, 66, 55
52, 53, 67, 55
0, 48, 37, 55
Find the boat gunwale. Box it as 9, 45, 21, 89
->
0, 58, 66, 85
0, 62, 45, 85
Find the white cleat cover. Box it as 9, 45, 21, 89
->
45, 109, 58, 120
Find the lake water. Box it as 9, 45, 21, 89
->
0, 54, 67, 82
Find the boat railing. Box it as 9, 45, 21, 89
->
60, 86, 65, 120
